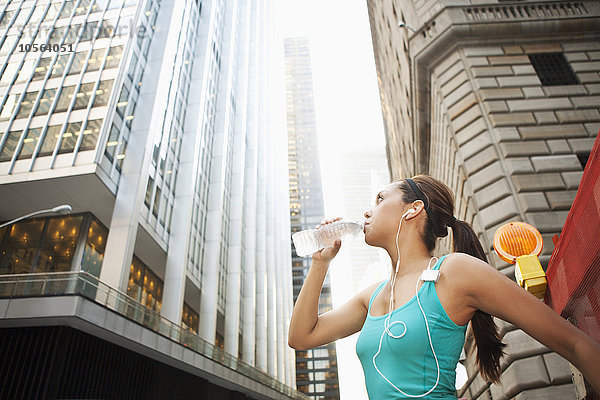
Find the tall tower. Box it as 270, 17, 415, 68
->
0, 0, 299, 398
285, 37, 341, 400
339, 145, 390, 293
367, 0, 599, 399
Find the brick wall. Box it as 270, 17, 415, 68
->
430, 40, 599, 399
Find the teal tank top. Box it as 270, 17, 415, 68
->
356, 255, 467, 399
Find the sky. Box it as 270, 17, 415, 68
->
275, 1, 468, 398
276, 1, 387, 399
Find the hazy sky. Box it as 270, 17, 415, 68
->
276, 1, 468, 397
276, 1, 387, 398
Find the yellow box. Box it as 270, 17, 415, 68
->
516, 255, 547, 298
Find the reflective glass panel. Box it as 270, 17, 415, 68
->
16, 91, 39, 119
55, 86, 75, 112
73, 82, 95, 110
18, 128, 42, 159
0, 219, 45, 274
80, 218, 108, 277
86, 48, 106, 72
0, 130, 22, 162
105, 45, 123, 69
93, 79, 113, 107
59, 1, 75, 19
35, 215, 83, 273
51, 54, 69, 78
104, 123, 119, 160
80, 119, 102, 151
34, 88, 57, 116
58, 122, 82, 153
33, 57, 52, 80
39, 125, 62, 156
68, 52, 87, 76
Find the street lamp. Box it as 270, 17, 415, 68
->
0, 205, 73, 229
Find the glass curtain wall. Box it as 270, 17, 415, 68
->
0, 213, 108, 275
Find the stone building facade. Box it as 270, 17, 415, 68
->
366, 0, 600, 399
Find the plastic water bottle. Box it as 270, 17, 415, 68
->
292, 219, 364, 257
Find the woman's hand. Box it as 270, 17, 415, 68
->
311, 217, 343, 263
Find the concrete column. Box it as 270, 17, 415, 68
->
199, 0, 236, 343
100, 2, 177, 292
161, 0, 212, 325
224, 0, 250, 358
241, 0, 259, 367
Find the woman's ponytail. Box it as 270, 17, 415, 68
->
452, 218, 506, 383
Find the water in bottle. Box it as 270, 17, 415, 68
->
292, 219, 364, 257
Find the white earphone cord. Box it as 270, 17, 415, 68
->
371, 211, 441, 397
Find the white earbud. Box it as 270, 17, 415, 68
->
402, 209, 415, 219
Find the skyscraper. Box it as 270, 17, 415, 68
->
0, 0, 300, 398
339, 145, 390, 293
367, 0, 599, 398
285, 36, 340, 400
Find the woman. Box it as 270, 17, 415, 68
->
288, 174, 600, 399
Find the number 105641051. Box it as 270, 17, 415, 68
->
18, 43, 74, 53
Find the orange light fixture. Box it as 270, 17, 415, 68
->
493, 221, 543, 263
493, 221, 546, 299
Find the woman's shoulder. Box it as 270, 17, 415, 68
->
354, 280, 387, 308
440, 252, 498, 283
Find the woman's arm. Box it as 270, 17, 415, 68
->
288, 239, 373, 350
450, 253, 600, 393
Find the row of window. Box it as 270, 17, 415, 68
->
0, 118, 102, 161
1, 45, 123, 88
2, 78, 113, 122
0, 0, 135, 31
0, 213, 107, 276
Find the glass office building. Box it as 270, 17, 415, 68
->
0, 0, 299, 398
285, 37, 340, 400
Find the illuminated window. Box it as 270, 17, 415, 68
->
0, 130, 22, 162
92, 79, 114, 107
39, 125, 62, 156
17, 91, 39, 119
18, 128, 42, 160
58, 122, 82, 154
55, 86, 76, 113
34, 88, 57, 116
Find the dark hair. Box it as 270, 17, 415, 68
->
396, 174, 506, 383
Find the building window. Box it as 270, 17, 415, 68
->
17, 91, 39, 119
528, 53, 579, 86
34, 88, 57, 116
0, 214, 108, 275
18, 128, 42, 160
93, 79, 114, 107
80, 219, 108, 277
182, 302, 199, 333
58, 122, 82, 154
0, 130, 22, 162
105, 46, 124, 69
39, 125, 62, 157
126, 256, 163, 312
80, 119, 102, 151
55, 86, 76, 113
73, 82, 95, 110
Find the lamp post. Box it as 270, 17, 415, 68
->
0, 205, 73, 229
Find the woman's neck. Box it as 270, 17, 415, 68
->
386, 244, 433, 280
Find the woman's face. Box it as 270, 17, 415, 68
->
363, 183, 408, 248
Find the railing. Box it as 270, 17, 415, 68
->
0, 271, 309, 400
464, 1, 589, 22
